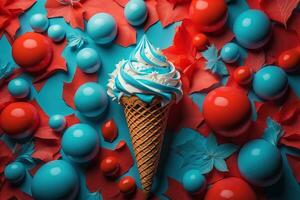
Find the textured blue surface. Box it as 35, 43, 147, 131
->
1, 0, 300, 199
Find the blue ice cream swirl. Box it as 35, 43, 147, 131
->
107, 35, 183, 106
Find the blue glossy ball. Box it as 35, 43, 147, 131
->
87, 13, 117, 44
30, 13, 49, 33
220, 42, 240, 63
8, 78, 30, 99
238, 139, 282, 187
62, 123, 100, 163
74, 82, 108, 117
4, 162, 26, 184
76, 48, 101, 73
47, 24, 66, 42
253, 66, 288, 100
124, 0, 148, 26
182, 170, 206, 193
233, 9, 271, 49
32, 160, 79, 200
49, 114, 66, 132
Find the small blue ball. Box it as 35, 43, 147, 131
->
124, 0, 148, 26
238, 139, 282, 187
4, 162, 26, 184
76, 48, 101, 73
49, 114, 66, 132
30, 13, 49, 33
182, 170, 206, 193
220, 43, 240, 63
48, 24, 66, 42
87, 13, 117, 44
233, 9, 271, 49
62, 123, 100, 163
253, 66, 288, 100
8, 78, 30, 99
31, 160, 79, 200
74, 82, 108, 117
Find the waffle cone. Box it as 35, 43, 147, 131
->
120, 96, 171, 196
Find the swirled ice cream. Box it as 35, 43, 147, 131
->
107, 35, 182, 106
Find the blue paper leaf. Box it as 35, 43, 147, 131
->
214, 158, 228, 172
202, 45, 228, 76
67, 33, 87, 50
263, 117, 284, 146
205, 134, 218, 154
0, 60, 13, 80
86, 192, 101, 200
198, 158, 214, 174
215, 144, 238, 159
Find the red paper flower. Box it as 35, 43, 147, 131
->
0, 0, 36, 42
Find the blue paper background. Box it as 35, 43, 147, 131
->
1, 0, 300, 199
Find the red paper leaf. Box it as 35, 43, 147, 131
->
156, 0, 190, 27
85, 141, 134, 200
244, 50, 266, 72
246, 0, 262, 9
0, 181, 33, 200
144, 0, 159, 31
288, 12, 300, 38
63, 67, 98, 109
164, 178, 193, 200
260, 0, 300, 26
84, 0, 136, 47
207, 28, 235, 50
287, 154, 300, 183
0, 141, 13, 173
45, 0, 85, 29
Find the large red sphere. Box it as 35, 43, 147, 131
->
100, 156, 120, 176
203, 87, 252, 137
189, 0, 228, 32
204, 177, 257, 200
277, 49, 300, 72
12, 32, 53, 72
0, 102, 40, 139
118, 176, 136, 194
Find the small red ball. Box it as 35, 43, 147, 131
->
100, 156, 120, 176
204, 177, 257, 200
12, 32, 53, 73
118, 176, 136, 194
203, 87, 252, 137
234, 66, 252, 85
0, 102, 40, 139
189, 0, 228, 32
277, 49, 300, 72
101, 120, 118, 142
193, 33, 208, 51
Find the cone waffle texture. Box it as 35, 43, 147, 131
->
120, 96, 171, 195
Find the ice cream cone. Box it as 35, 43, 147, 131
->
120, 96, 171, 196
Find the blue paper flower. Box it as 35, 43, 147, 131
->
263, 117, 284, 146
0, 61, 13, 80
174, 134, 238, 174
15, 142, 35, 165
202, 45, 228, 76
67, 33, 87, 50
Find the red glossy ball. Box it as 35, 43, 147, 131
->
100, 156, 120, 176
0, 102, 40, 139
12, 32, 53, 72
277, 49, 300, 72
234, 66, 252, 85
204, 177, 257, 200
101, 119, 118, 142
193, 33, 208, 51
189, 0, 228, 32
118, 176, 136, 194
203, 87, 252, 137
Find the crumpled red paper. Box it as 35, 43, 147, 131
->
287, 154, 300, 183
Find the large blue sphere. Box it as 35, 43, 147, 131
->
31, 160, 79, 200
8, 78, 30, 99
253, 66, 288, 100
124, 0, 148, 26
30, 13, 49, 33
76, 48, 101, 73
87, 13, 117, 44
238, 139, 282, 187
62, 123, 100, 163
49, 114, 66, 132
48, 24, 66, 42
220, 42, 240, 63
182, 169, 206, 193
4, 162, 26, 184
233, 9, 271, 49
74, 82, 108, 117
